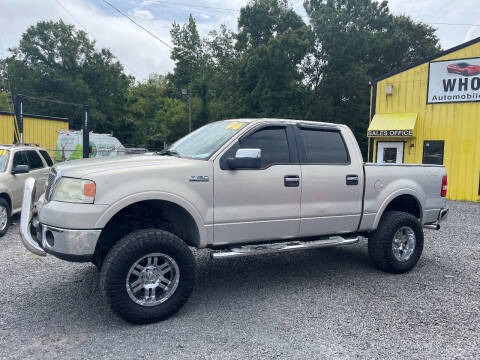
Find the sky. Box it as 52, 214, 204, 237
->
0, 0, 479, 80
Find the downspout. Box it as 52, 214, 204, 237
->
368, 81, 377, 162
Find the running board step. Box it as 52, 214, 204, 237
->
210, 236, 360, 259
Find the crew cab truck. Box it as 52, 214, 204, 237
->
20, 119, 448, 324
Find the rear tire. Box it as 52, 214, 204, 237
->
0, 199, 11, 238
100, 228, 196, 324
368, 211, 424, 274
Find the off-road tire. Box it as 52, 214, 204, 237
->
368, 210, 424, 274
100, 228, 196, 324
0, 198, 11, 237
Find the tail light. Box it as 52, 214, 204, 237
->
441, 175, 448, 197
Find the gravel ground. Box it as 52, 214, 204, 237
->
0, 200, 479, 359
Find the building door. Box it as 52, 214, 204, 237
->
376, 142, 404, 164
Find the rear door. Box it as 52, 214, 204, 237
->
25, 150, 48, 200
213, 124, 301, 245
295, 125, 364, 237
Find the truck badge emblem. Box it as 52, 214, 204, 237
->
189, 175, 209, 182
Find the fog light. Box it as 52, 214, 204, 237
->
45, 230, 55, 247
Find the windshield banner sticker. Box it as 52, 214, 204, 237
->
427, 57, 480, 104
225, 121, 245, 130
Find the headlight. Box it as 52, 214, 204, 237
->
51, 177, 96, 204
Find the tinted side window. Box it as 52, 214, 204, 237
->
26, 150, 45, 170
13, 151, 28, 167
39, 150, 53, 166
300, 129, 349, 164
240, 127, 290, 168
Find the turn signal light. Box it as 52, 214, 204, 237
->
441, 175, 448, 197
83, 182, 96, 197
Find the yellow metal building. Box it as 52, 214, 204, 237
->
368, 36, 480, 202
0, 111, 69, 157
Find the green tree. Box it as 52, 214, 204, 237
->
126, 74, 187, 149
3, 20, 132, 135
304, 0, 441, 154
170, 15, 205, 89
170, 15, 212, 128
234, 0, 311, 118
0, 92, 13, 112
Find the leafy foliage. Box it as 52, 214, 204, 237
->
304, 0, 441, 152
2, 20, 132, 132
0, 1, 442, 156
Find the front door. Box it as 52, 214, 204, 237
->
376, 142, 404, 164
213, 124, 301, 245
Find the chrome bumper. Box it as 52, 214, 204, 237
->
438, 208, 449, 222
20, 177, 101, 261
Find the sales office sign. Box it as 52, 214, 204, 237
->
427, 57, 480, 104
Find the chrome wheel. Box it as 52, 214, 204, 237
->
0, 205, 8, 231
126, 252, 180, 307
392, 226, 416, 262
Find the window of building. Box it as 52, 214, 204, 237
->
26, 150, 45, 170
299, 128, 349, 164
423, 141, 444, 165
383, 147, 398, 163
39, 150, 53, 166
240, 126, 290, 168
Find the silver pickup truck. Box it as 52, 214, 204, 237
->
20, 119, 448, 324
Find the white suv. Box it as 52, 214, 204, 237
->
0, 144, 53, 236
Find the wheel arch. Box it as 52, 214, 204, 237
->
0, 192, 12, 212
94, 192, 207, 264
373, 190, 423, 230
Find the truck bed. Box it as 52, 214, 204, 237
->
359, 163, 447, 232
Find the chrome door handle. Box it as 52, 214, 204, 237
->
284, 175, 300, 187
346, 175, 359, 185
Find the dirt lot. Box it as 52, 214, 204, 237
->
0, 200, 479, 359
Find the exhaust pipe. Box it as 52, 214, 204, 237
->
423, 223, 440, 230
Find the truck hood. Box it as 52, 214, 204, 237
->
53, 155, 203, 178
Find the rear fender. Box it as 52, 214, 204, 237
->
372, 189, 424, 230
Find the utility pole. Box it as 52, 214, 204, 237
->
13, 94, 24, 143
182, 88, 192, 133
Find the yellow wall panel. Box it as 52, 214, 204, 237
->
23, 117, 69, 158
0, 114, 15, 144
0, 113, 68, 158
372, 41, 480, 201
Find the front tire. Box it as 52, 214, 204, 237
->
0, 199, 11, 237
100, 228, 196, 324
368, 211, 424, 274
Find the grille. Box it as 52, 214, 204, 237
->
45, 168, 57, 201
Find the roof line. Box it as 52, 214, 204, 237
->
370, 35, 480, 84
0, 111, 69, 122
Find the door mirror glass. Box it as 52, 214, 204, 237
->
227, 148, 261, 169
12, 164, 30, 174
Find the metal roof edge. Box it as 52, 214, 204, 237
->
370, 36, 480, 84
0, 110, 68, 122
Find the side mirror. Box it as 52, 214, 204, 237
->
12, 164, 30, 175
227, 148, 261, 169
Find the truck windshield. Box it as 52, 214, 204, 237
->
168, 120, 247, 159
0, 150, 9, 172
